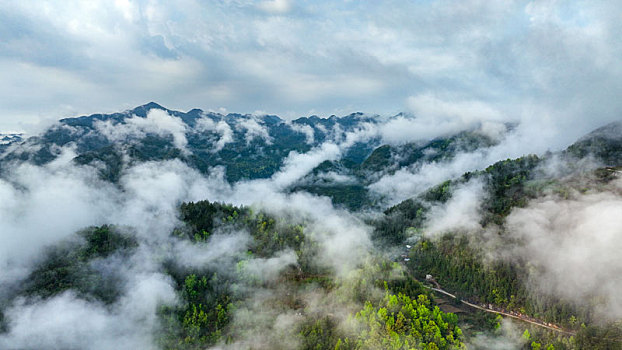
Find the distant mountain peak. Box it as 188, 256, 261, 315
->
187, 108, 204, 115
580, 121, 622, 141
0, 133, 23, 145
566, 120, 622, 166
131, 102, 167, 115
140, 102, 165, 110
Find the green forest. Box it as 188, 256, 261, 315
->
1, 106, 621, 349
7, 168, 622, 349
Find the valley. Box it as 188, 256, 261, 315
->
1, 104, 621, 349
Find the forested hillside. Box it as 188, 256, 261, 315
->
373, 145, 622, 349
1, 104, 621, 349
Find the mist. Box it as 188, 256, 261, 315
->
0, 118, 379, 348
506, 177, 622, 320
0, 100, 619, 349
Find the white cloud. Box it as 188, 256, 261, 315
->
0, 273, 177, 350
240, 250, 298, 283
173, 232, 251, 268
0, 151, 226, 285
425, 179, 485, 235
407, 94, 504, 123
236, 117, 273, 144
257, 0, 292, 15
506, 179, 622, 319
195, 115, 234, 151
0, 149, 119, 277
287, 122, 315, 144
114, 0, 139, 22
270, 142, 342, 190
96, 109, 188, 151
379, 94, 508, 144
368, 150, 491, 206
314, 171, 357, 185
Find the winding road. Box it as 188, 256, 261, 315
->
403, 267, 577, 336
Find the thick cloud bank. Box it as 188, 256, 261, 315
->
96, 109, 189, 151
506, 178, 622, 319
0, 274, 176, 350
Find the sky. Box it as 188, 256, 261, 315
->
1, 0, 622, 147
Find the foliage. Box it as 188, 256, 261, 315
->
292, 184, 371, 210
299, 317, 342, 350
74, 145, 125, 182
179, 200, 306, 258
359, 131, 496, 176
565, 121, 622, 166
372, 154, 622, 348
337, 290, 464, 350
159, 199, 315, 348
20, 225, 137, 304
158, 272, 233, 349
481, 154, 542, 224
5, 111, 622, 348
406, 233, 597, 328
573, 323, 622, 350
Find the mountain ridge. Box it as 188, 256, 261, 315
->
1, 103, 620, 210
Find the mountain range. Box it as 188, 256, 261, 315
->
0, 104, 621, 350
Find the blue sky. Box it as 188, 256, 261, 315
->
1, 0, 621, 148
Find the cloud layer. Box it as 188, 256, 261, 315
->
1, 0, 621, 152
